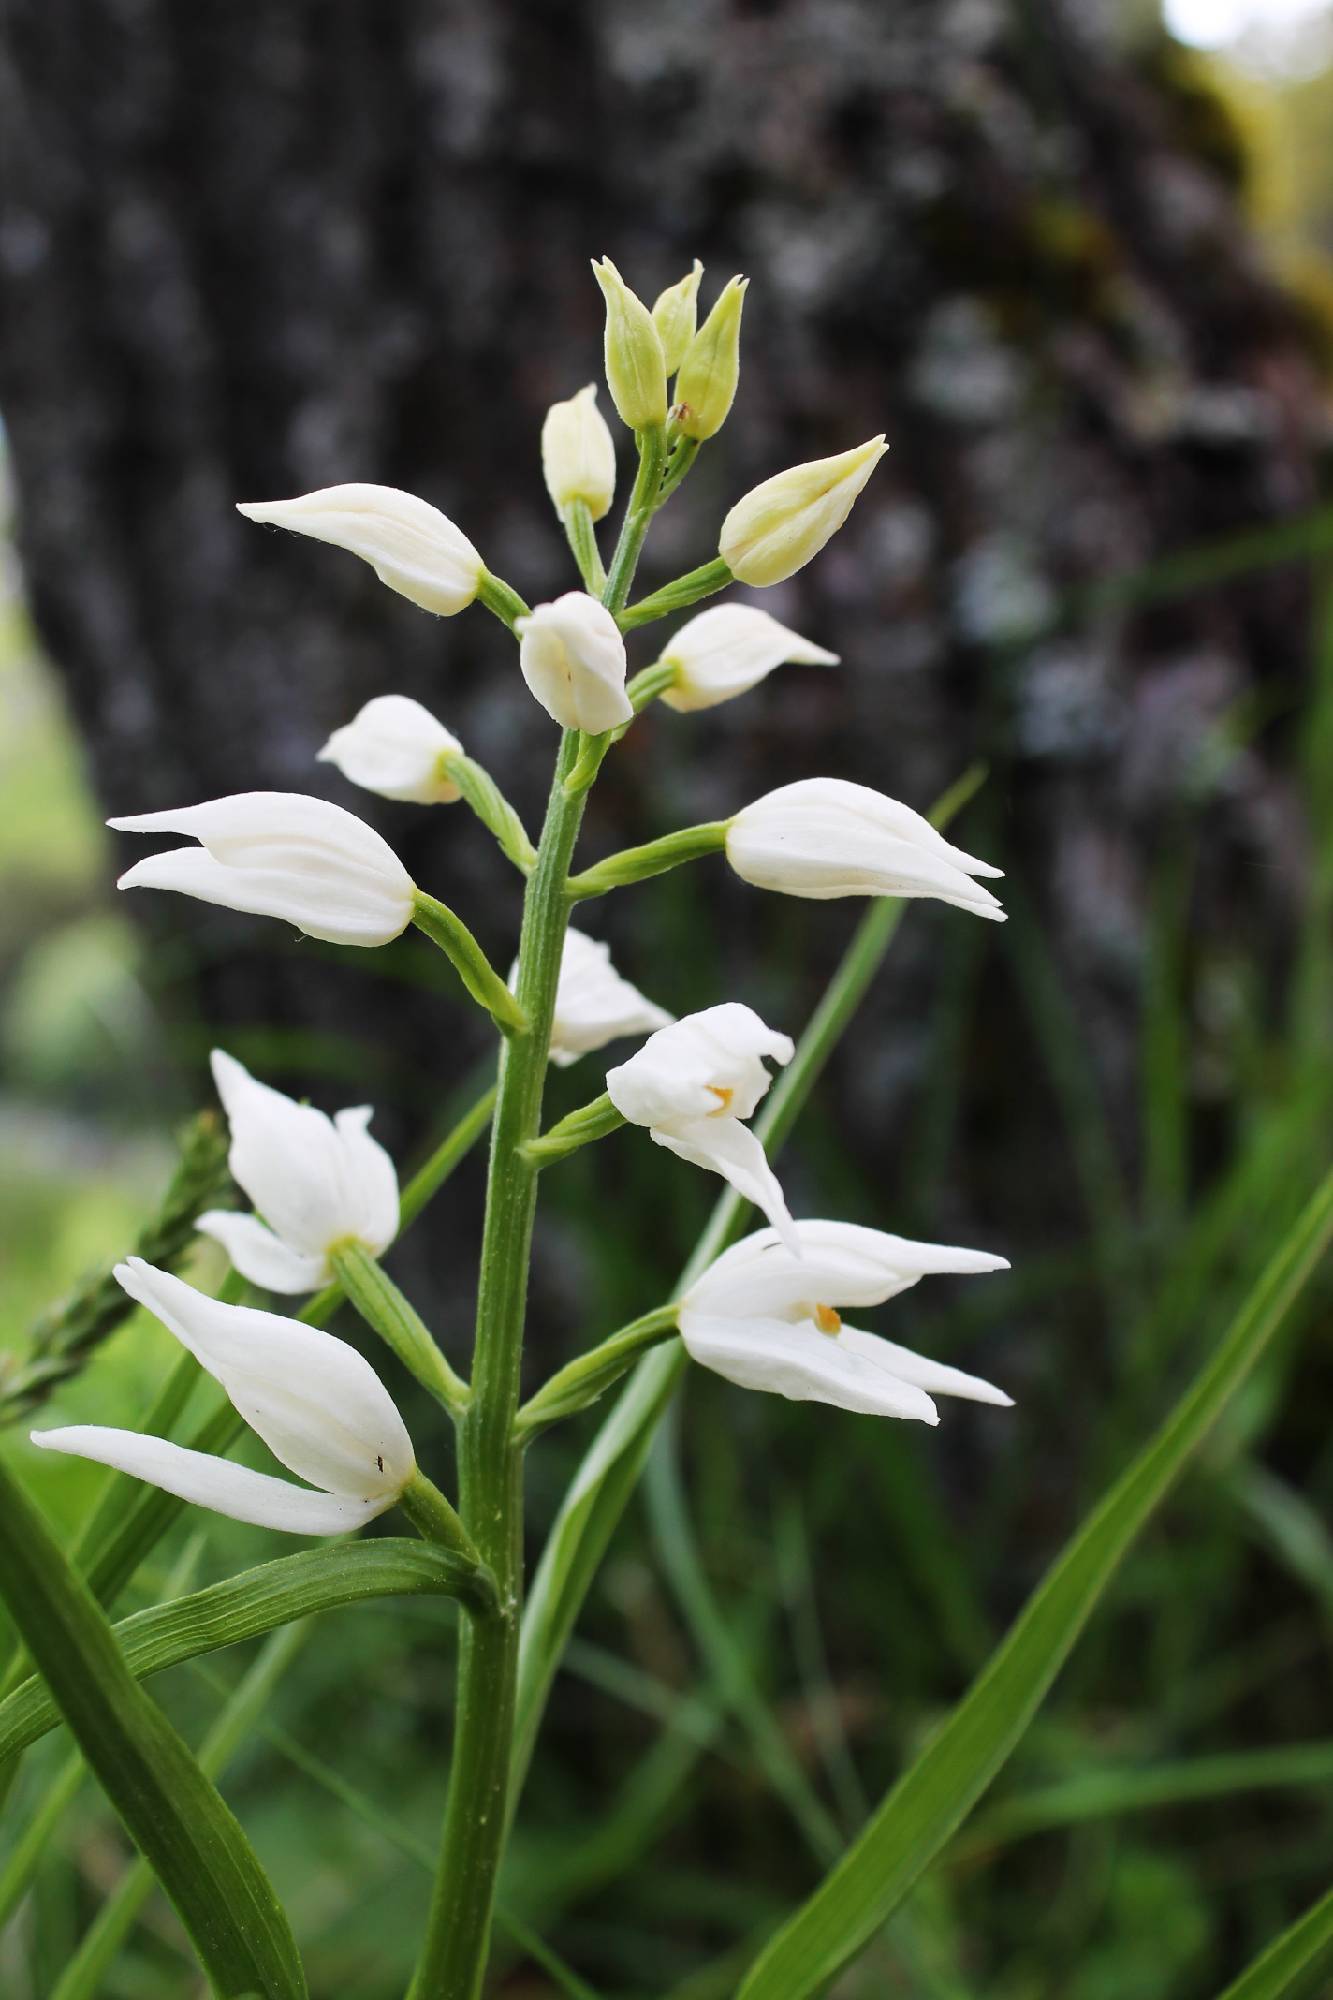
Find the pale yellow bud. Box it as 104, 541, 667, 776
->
652, 260, 703, 375
674, 276, 748, 441
541, 384, 617, 523
591, 257, 668, 432
718, 437, 888, 587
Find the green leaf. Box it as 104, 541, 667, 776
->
0, 1452, 307, 1999
734, 1167, 1333, 2000
0, 1538, 486, 1764
1212, 1882, 1333, 2000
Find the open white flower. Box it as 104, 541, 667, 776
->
606, 1003, 796, 1244
726, 778, 1005, 920
31, 1260, 415, 1534
110, 791, 416, 947
680, 1221, 1012, 1423
516, 592, 633, 734
660, 603, 839, 713
198, 1050, 399, 1293
319, 695, 463, 805
238, 484, 483, 616
542, 929, 673, 1066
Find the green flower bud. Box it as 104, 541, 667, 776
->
719, 437, 888, 586
591, 257, 668, 432
651, 260, 703, 375
673, 275, 748, 441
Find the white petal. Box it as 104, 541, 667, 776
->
683, 1220, 1009, 1320
516, 594, 633, 734
197, 1211, 329, 1294
332, 1107, 401, 1253
837, 1326, 1012, 1407
113, 1259, 414, 1500
319, 695, 463, 804
661, 603, 839, 712
238, 485, 482, 617
680, 1314, 938, 1422
606, 1003, 794, 1131
546, 929, 673, 1065
29, 1429, 384, 1535
650, 1117, 797, 1251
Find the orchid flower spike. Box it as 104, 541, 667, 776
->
198, 1050, 400, 1294
680, 1221, 1012, 1423
660, 604, 839, 713
528, 928, 673, 1067
515, 592, 633, 734
237, 484, 484, 616
109, 791, 416, 946
31, 1260, 416, 1534
606, 1003, 796, 1245
319, 695, 464, 805
725, 778, 1005, 920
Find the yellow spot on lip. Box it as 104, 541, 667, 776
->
705, 1084, 734, 1114
813, 1304, 842, 1336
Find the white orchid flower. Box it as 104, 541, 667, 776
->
516, 592, 634, 734
319, 694, 464, 805
680, 1220, 1012, 1423
719, 438, 887, 586
31, 1260, 415, 1535
237, 483, 483, 617
660, 603, 839, 713
606, 1003, 796, 1244
110, 791, 416, 947
536, 928, 673, 1067
726, 778, 1005, 920
541, 384, 617, 523
197, 1050, 399, 1294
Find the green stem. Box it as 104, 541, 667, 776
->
408, 728, 589, 2000
514, 1307, 680, 1442
560, 500, 607, 596
565, 821, 730, 901
412, 892, 529, 1037
446, 756, 537, 872
329, 1242, 469, 1417
656, 435, 701, 507
476, 570, 531, 632
616, 556, 733, 633
398, 1472, 483, 1569
626, 660, 681, 712
523, 1092, 626, 1167
603, 425, 667, 614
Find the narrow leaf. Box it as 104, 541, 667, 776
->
735, 1168, 1333, 2000
1212, 1881, 1333, 2000
0, 1538, 486, 1764
0, 1452, 307, 1998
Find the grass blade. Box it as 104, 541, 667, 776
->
1212, 1881, 1333, 2000
734, 1167, 1333, 2000
0, 1452, 307, 1998
0, 1538, 485, 1763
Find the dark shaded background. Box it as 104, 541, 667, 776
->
2, 3, 1332, 1995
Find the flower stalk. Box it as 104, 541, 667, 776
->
565, 821, 730, 900
411, 892, 530, 1036
328, 1242, 469, 1419
522, 1091, 626, 1168
514, 1305, 680, 1441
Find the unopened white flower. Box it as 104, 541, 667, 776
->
660, 604, 839, 713
541, 384, 617, 523
726, 779, 1005, 921
720, 438, 887, 586
319, 695, 463, 805
31, 1259, 415, 1534
237, 483, 483, 616
606, 1003, 795, 1244
542, 928, 673, 1067
110, 791, 416, 947
198, 1050, 399, 1293
680, 1220, 1012, 1423
516, 592, 633, 734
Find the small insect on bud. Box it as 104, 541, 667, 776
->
591, 257, 669, 432
541, 384, 617, 523
719, 437, 888, 587
651, 260, 704, 376
673, 276, 748, 441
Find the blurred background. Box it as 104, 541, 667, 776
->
1, 0, 1332, 1994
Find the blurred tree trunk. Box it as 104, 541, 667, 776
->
0, 0, 1325, 1302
